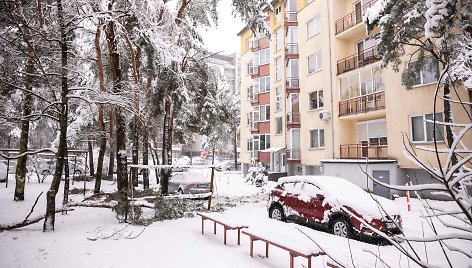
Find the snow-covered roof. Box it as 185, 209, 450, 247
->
278, 176, 400, 219
260, 147, 285, 153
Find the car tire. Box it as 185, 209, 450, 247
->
331, 218, 353, 239
42, 170, 50, 176
269, 205, 285, 222
74, 170, 82, 176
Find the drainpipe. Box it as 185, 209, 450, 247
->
326, 0, 336, 159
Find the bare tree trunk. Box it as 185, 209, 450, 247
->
43, 0, 68, 232
107, 109, 115, 176
443, 83, 458, 167
94, 20, 106, 193
142, 68, 152, 190
14, 12, 36, 201
105, 5, 127, 195
87, 140, 94, 176
233, 126, 238, 170
160, 99, 173, 196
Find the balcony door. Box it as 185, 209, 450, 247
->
287, 0, 297, 12
357, 120, 387, 158
287, 93, 300, 123
354, 1, 362, 23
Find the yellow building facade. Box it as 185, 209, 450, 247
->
238, 0, 471, 199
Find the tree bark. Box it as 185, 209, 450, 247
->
107, 109, 115, 176
443, 83, 458, 167
94, 20, 107, 194
87, 140, 94, 176
105, 4, 127, 195
43, 0, 68, 232
160, 99, 173, 195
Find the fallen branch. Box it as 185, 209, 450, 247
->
81, 193, 113, 202
23, 191, 43, 223
0, 207, 74, 232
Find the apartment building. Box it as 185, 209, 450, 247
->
238, 0, 471, 199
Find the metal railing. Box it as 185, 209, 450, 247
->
286, 149, 301, 160
287, 112, 300, 124
339, 91, 385, 116
335, 0, 377, 35
285, 11, 297, 22
285, 43, 298, 55
337, 45, 381, 75
286, 77, 299, 89
340, 143, 388, 159
249, 39, 260, 50
250, 122, 259, 131
250, 66, 259, 76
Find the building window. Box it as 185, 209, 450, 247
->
253, 106, 260, 122
247, 138, 253, 151
247, 112, 252, 126
410, 57, 440, 86
258, 105, 270, 122
309, 90, 324, 110
308, 51, 322, 74
275, 28, 283, 52
411, 113, 443, 142
275, 57, 282, 81
257, 76, 270, 93
276, 117, 282, 135
275, 86, 282, 112
254, 134, 270, 150
310, 129, 325, 149
275, 6, 282, 22
307, 16, 320, 39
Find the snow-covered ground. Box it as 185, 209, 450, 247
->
0, 171, 470, 268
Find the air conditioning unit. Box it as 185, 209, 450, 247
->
319, 110, 331, 121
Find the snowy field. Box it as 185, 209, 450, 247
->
0, 170, 470, 268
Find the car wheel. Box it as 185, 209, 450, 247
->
331, 218, 352, 238
269, 205, 285, 221
42, 170, 50, 176
74, 170, 82, 175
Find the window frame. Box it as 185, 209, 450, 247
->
276, 117, 283, 135
310, 129, 325, 149
410, 112, 444, 143
306, 15, 320, 40
308, 51, 322, 74
308, 89, 324, 111
410, 57, 440, 87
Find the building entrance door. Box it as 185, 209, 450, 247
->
373, 170, 390, 198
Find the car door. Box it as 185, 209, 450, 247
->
280, 182, 307, 219
298, 182, 325, 222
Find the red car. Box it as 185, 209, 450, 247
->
267, 176, 402, 240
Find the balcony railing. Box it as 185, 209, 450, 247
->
285, 43, 298, 55
286, 149, 301, 160
335, 0, 377, 35
287, 112, 300, 124
248, 91, 259, 103
285, 11, 297, 22
339, 91, 385, 116
249, 39, 260, 50
250, 122, 259, 131
337, 45, 381, 75
249, 66, 259, 76
286, 77, 299, 89
340, 143, 388, 159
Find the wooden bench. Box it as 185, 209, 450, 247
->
242, 228, 337, 268
196, 212, 248, 245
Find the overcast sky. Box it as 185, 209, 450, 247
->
199, 1, 245, 55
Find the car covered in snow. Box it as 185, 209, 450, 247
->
267, 176, 402, 241
168, 171, 211, 195
38, 159, 86, 176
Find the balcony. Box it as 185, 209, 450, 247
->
249, 39, 260, 51
250, 122, 259, 132
340, 143, 388, 159
249, 92, 259, 104
286, 149, 301, 160
285, 43, 298, 56
339, 91, 385, 117
287, 112, 300, 124
249, 66, 259, 77
335, 0, 377, 35
285, 12, 297, 23
337, 46, 381, 75
286, 77, 299, 89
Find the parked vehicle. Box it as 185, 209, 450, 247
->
267, 176, 402, 241
38, 159, 86, 176
0, 159, 17, 174
191, 156, 205, 165
168, 171, 211, 195
215, 160, 232, 171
